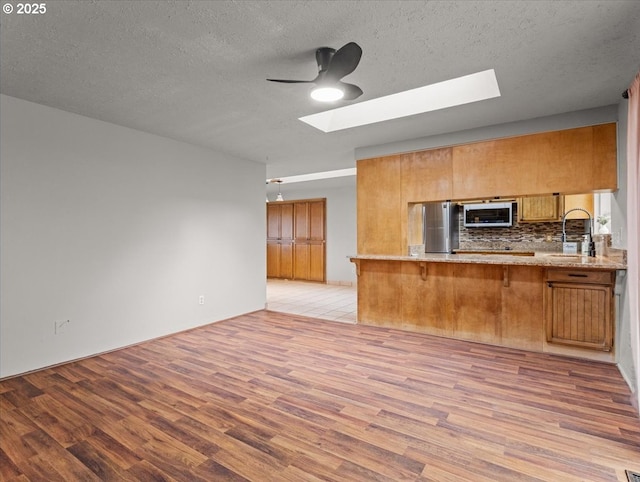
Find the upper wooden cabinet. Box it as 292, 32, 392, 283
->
267, 203, 293, 240
294, 200, 325, 241
518, 195, 562, 222
357, 156, 403, 255
356, 123, 616, 256
451, 123, 617, 200
401, 148, 453, 203
517, 193, 594, 222
563, 193, 594, 219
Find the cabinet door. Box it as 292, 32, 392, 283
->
267, 204, 282, 240
294, 202, 309, 241
267, 242, 294, 279
545, 281, 613, 351
280, 203, 294, 240
518, 195, 561, 222
357, 156, 403, 254
267, 202, 294, 240
266, 242, 281, 278
308, 242, 325, 282
402, 148, 453, 203
563, 194, 594, 219
308, 201, 325, 241
279, 242, 294, 279
293, 243, 310, 280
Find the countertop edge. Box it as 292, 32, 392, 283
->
348, 254, 627, 270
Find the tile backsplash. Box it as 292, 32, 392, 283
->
459, 204, 591, 252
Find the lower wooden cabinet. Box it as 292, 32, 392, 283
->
267, 241, 293, 279
545, 269, 614, 351
354, 259, 618, 356
293, 242, 325, 282
355, 259, 544, 352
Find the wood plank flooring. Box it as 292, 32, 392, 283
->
1, 310, 639, 481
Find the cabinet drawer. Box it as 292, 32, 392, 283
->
546, 269, 614, 285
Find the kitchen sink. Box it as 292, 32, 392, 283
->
544, 254, 584, 258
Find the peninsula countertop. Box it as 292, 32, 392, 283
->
349, 251, 627, 270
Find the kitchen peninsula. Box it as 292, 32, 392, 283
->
353, 123, 627, 362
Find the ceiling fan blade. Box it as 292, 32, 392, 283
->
324, 42, 362, 82
340, 82, 363, 100
267, 79, 314, 83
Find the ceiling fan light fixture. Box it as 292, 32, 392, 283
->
310, 86, 344, 102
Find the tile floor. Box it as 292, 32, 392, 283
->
266, 279, 357, 323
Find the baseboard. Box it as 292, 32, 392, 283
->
617, 362, 640, 414
326, 280, 356, 287
0, 310, 264, 382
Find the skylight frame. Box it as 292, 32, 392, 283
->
299, 69, 501, 133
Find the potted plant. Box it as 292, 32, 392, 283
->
597, 213, 610, 234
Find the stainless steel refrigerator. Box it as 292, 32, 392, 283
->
423, 201, 459, 253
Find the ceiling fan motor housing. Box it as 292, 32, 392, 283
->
316, 47, 336, 75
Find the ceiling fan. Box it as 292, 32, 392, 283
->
267, 42, 363, 102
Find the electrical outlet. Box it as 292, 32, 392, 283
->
198, 295, 205, 305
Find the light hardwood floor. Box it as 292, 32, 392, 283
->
1, 310, 639, 481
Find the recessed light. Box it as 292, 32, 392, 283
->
300, 69, 501, 132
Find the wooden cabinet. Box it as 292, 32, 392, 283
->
545, 269, 615, 351
401, 148, 453, 203
357, 156, 403, 255
266, 203, 294, 279
293, 200, 326, 282
563, 193, 594, 219
518, 195, 562, 222
517, 193, 594, 222
355, 259, 544, 352
267, 199, 325, 281
451, 124, 617, 200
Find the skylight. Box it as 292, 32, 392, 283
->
267, 168, 356, 185
299, 69, 501, 133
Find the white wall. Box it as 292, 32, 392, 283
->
1, 95, 266, 378
612, 100, 637, 401
270, 182, 357, 285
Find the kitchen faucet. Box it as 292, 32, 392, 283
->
561, 208, 594, 255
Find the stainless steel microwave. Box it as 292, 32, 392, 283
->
463, 202, 513, 227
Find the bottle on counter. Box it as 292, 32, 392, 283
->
581, 234, 590, 256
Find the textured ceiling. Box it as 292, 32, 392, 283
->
2, 0, 639, 182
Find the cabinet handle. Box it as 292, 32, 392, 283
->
567, 273, 588, 278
